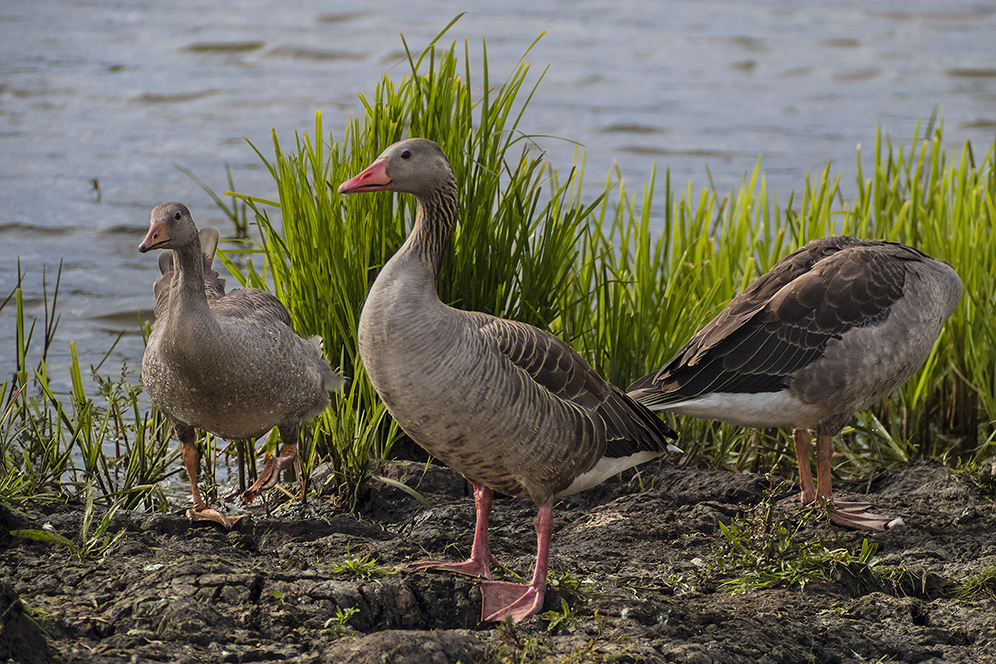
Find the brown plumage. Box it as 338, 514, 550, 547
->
140, 202, 345, 528
628, 235, 962, 530
339, 138, 678, 623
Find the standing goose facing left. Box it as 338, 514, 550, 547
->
339, 138, 679, 623
140, 202, 345, 528
627, 235, 962, 530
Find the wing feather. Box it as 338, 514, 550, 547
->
630, 237, 920, 405
475, 315, 677, 458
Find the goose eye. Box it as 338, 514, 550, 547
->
401, 150, 411, 159
174, 212, 181, 220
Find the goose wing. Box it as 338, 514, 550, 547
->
629, 236, 914, 405
208, 288, 293, 328
474, 313, 677, 458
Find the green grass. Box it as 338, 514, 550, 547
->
221, 28, 994, 497
1, 265, 175, 512
323, 605, 360, 638
954, 566, 996, 600
1, 23, 994, 519
328, 553, 392, 580
10, 478, 128, 560
710, 503, 880, 593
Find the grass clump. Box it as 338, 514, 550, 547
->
875, 565, 948, 599
954, 566, 996, 600
10, 479, 127, 560
708, 485, 879, 593
323, 605, 360, 638
1, 267, 175, 512
220, 21, 995, 504
541, 598, 581, 634
329, 553, 392, 580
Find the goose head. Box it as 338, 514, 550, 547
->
139, 202, 198, 253
338, 138, 454, 197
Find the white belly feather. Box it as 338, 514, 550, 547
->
644, 390, 825, 429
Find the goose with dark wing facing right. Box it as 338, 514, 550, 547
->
628, 235, 962, 530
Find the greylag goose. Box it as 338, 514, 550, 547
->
140, 202, 345, 528
338, 138, 679, 623
627, 235, 962, 530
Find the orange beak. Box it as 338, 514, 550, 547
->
139, 217, 170, 253
338, 158, 391, 194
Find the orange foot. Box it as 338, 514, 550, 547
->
234, 446, 298, 504
187, 507, 246, 529
411, 553, 500, 579
480, 580, 546, 623
825, 500, 892, 531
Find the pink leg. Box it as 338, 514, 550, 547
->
793, 428, 816, 505
815, 432, 891, 532
814, 432, 834, 501
237, 441, 298, 504
412, 483, 501, 578
480, 504, 551, 623
179, 428, 244, 529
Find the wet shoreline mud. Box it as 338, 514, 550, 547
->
2, 459, 994, 663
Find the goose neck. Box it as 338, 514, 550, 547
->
171, 240, 209, 307
404, 183, 458, 278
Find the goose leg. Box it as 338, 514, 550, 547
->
179, 426, 244, 528
793, 428, 816, 505
412, 483, 501, 578
815, 432, 891, 532
480, 503, 551, 623
239, 425, 300, 504
240, 442, 297, 502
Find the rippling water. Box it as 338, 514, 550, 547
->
2, 0, 995, 387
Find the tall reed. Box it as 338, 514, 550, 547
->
566, 120, 995, 472
1, 267, 175, 510
222, 30, 994, 496
228, 32, 600, 500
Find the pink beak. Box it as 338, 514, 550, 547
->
139, 218, 169, 253
338, 158, 391, 194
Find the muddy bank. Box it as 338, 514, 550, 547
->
2, 460, 994, 663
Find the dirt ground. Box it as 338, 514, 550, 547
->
1, 457, 995, 664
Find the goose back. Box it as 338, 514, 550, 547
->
353, 140, 675, 506
142, 203, 341, 441
628, 236, 962, 430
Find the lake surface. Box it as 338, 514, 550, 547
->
2, 0, 995, 388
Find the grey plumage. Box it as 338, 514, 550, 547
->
340, 138, 676, 622
140, 202, 344, 526
628, 235, 962, 529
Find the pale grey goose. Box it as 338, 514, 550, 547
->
628, 235, 961, 530
338, 138, 679, 623
140, 202, 345, 528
